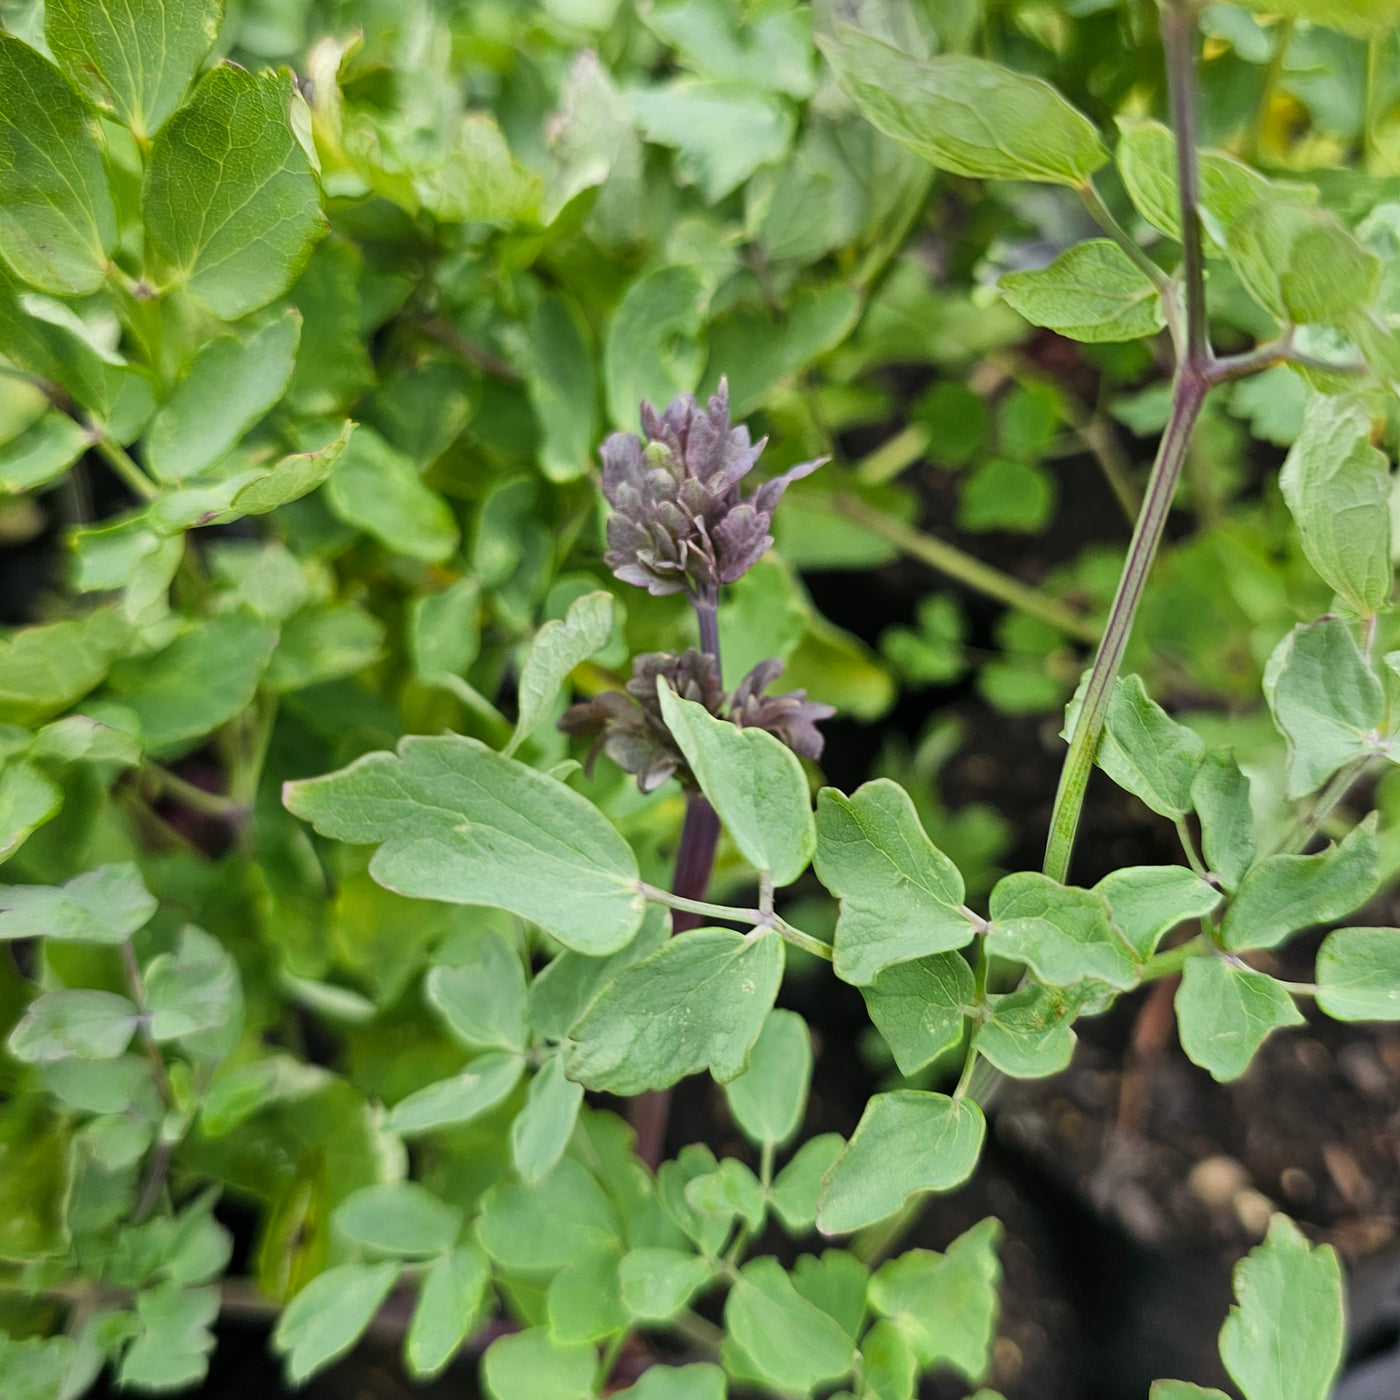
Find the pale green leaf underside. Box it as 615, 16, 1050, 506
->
284, 734, 645, 955
1315, 927, 1400, 1021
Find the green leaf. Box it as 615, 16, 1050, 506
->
144, 925, 239, 1049
1175, 957, 1304, 1082
1219, 1215, 1344, 1400
427, 933, 527, 1052
1115, 118, 1281, 254
1000, 240, 1165, 343
791, 1249, 869, 1340
482, 1328, 595, 1400
1192, 752, 1256, 891
383, 1052, 524, 1136
143, 64, 325, 319
528, 904, 670, 1042
623, 1363, 727, 1400
1221, 814, 1378, 952
0, 412, 90, 494
509, 292, 598, 484
324, 425, 459, 563
814, 780, 974, 986
1094, 866, 1221, 961
723, 1008, 811, 1148
1279, 396, 1391, 618
646, 0, 816, 97
1227, 201, 1378, 326
271, 1261, 400, 1385
817, 1092, 984, 1234
46, 0, 222, 139
818, 27, 1106, 186
686, 1157, 765, 1234
770, 1133, 845, 1235
145, 310, 301, 484
1265, 619, 1384, 799
1094, 674, 1205, 820
1233, 0, 1400, 37
861, 1318, 916, 1400
405, 1244, 490, 1380
619, 1246, 713, 1322
724, 1257, 856, 1392
868, 1218, 1002, 1379
511, 1056, 585, 1185
118, 1284, 219, 1391
264, 602, 384, 693
8, 989, 140, 1062
604, 265, 707, 431
507, 591, 614, 757
860, 952, 973, 1076
0, 761, 63, 865
0, 862, 155, 943
283, 735, 645, 955
0, 31, 116, 295
0, 609, 129, 726
547, 1247, 629, 1343
973, 984, 1080, 1078
1149, 1383, 1230, 1400
658, 680, 815, 886
1316, 927, 1400, 1021
409, 577, 480, 682
106, 613, 278, 756
333, 1182, 462, 1257
567, 927, 784, 1092
0, 1099, 74, 1262
986, 873, 1138, 989
477, 1156, 620, 1272
228, 420, 354, 518
629, 81, 795, 204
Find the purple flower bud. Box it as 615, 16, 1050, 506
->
600, 378, 826, 599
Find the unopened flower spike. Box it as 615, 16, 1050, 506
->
600, 377, 827, 604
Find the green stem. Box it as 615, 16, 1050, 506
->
144, 764, 248, 820
1079, 178, 1169, 293
1043, 368, 1208, 881
1275, 755, 1376, 856
1244, 17, 1293, 165
851, 1195, 925, 1268
833, 493, 1100, 645
1175, 816, 1207, 878
771, 916, 834, 962
94, 433, 158, 501
638, 884, 763, 925
1044, 0, 1213, 881
1140, 937, 1206, 982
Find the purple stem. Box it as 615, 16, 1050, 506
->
631, 589, 725, 1168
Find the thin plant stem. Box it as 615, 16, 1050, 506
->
1175, 816, 1207, 877
1043, 369, 1208, 880
1162, 0, 1208, 365
1275, 755, 1376, 856
94, 433, 159, 501
833, 493, 1100, 645
1079, 178, 1169, 292
120, 940, 176, 1224
144, 764, 249, 821
1244, 17, 1293, 165
1044, 0, 1214, 881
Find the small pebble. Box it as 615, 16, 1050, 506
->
992, 1338, 1024, 1383
1189, 1154, 1250, 1208
1279, 1167, 1315, 1203
1233, 1188, 1275, 1237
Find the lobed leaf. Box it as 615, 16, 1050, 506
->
814, 779, 974, 985
1315, 927, 1400, 1021
1000, 240, 1165, 343
567, 926, 784, 1093
284, 734, 646, 955
1175, 957, 1304, 1082
818, 1091, 984, 1234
